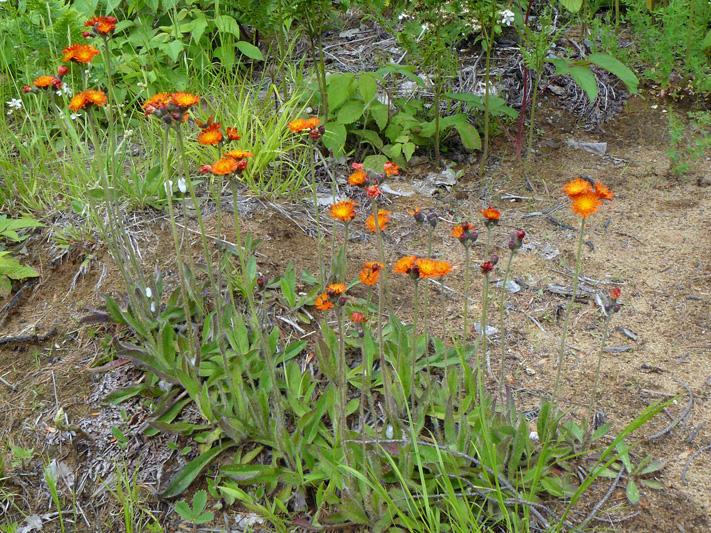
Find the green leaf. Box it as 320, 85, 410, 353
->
626, 479, 640, 505
568, 66, 598, 102
541, 476, 564, 497
235, 41, 264, 61
215, 15, 240, 37
588, 53, 639, 94
0, 252, 40, 280
402, 141, 416, 161
162, 40, 184, 63
353, 129, 384, 150
592, 422, 612, 441
322, 122, 347, 157
703, 29, 711, 50
453, 121, 481, 150
639, 458, 665, 475
641, 479, 664, 490
559, 0, 583, 12
369, 101, 389, 130
358, 73, 377, 103
160, 441, 235, 498
337, 100, 365, 125
103, 384, 146, 405
174, 501, 193, 520
326, 73, 355, 112
363, 155, 389, 173
192, 490, 207, 515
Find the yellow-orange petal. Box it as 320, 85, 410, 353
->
393, 255, 417, 274
571, 190, 602, 218
348, 171, 367, 186
329, 200, 357, 221
171, 92, 200, 108
594, 182, 614, 201
224, 149, 255, 160
563, 178, 593, 199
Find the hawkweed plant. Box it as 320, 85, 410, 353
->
551, 178, 614, 407
498, 230, 525, 397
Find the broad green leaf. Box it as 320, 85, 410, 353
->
0, 252, 40, 280
363, 155, 389, 173
369, 101, 389, 130
358, 73, 377, 103
193, 490, 207, 514
559, 0, 583, 12
402, 141, 416, 160
215, 15, 240, 37
568, 66, 598, 102
703, 29, 711, 50
354, 129, 384, 150
162, 40, 184, 63
322, 122, 347, 157
160, 441, 235, 498
453, 121, 481, 150
588, 53, 639, 94
326, 73, 355, 112
103, 384, 145, 405
235, 41, 264, 61
337, 100, 365, 124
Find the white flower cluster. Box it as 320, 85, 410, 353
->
6, 98, 22, 115
499, 9, 515, 27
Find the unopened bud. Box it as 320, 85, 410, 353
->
427, 212, 438, 228
338, 297, 347, 307
57, 65, 69, 77
22, 85, 33, 93
162, 114, 173, 124
490, 254, 499, 265
517, 230, 526, 241
508, 240, 517, 250
82, 31, 92, 38
257, 275, 268, 289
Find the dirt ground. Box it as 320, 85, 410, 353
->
1, 88, 711, 531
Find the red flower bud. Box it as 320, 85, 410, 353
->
57, 65, 69, 77
609, 287, 621, 300
481, 261, 495, 275
82, 31, 92, 38
235, 159, 248, 171
22, 85, 33, 93
517, 230, 526, 241
490, 254, 499, 265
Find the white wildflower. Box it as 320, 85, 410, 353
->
8, 98, 22, 110
70, 113, 81, 121
145, 287, 152, 298
500, 9, 515, 27
164, 180, 173, 194
177, 177, 186, 194
150, 302, 156, 313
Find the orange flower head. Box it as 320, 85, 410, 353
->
142, 92, 172, 116
326, 283, 347, 298
594, 182, 614, 201
452, 222, 477, 245
203, 157, 239, 176
571, 190, 602, 218
363, 261, 384, 271
384, 162, 399, 177
226, 127, 241, 141
350, 312, 368, 323
349, 171, 367, 187
198, 122, 223, 145
408, 206, 426, 224
85, 16, 118, 35
415, 258, 440, 279
352, 162, 364, 171
366, 185, 382, 199
224, 149, 255, 160
329, 200, 357, 222
304, 117, 321, 129
68, 90, 107, 111
359, 267, 380, 286
366, 209, 391, 232
563, 178, 593, 199
33, 75, 57, 88
480, 206, 501, 226
62, 44, 100, 64
435, 260, 453, 277
610, 287, 621, 300
315, 293, 333, 310
393, 255, 418, 275
171, 92, 200, 108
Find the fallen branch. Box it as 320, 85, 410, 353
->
681, 443, 711, 485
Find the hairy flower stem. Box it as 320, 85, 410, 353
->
373, 200, 393, 316
101, 35, 116, 179
583, 311, 613, 450
377, 277, 396, 424
497, 251, 515, 397
463, 246, 471, 341
160, 127, 198, 365
480, 273, 491, 388
551, 218, 587, 407
337, 309, 347, 447
411, 280, 420, 405
341, 222, 349, 282
309, 147, 326, 286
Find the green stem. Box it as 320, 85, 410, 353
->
337, 308, 347, 446
411, 280, 420, 405
551, 217, 587, 407
480, 273, 491, 384
373, 200, 393, 316
434, 23, 442, 165
526, 75, 540, 163
583, 311, 613, 450
463, 246, 470, 341
341, 221, 349, 282
309, 147, 326, 287
498, 251, 515, 397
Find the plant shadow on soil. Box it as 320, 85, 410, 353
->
1, 94, 711, 532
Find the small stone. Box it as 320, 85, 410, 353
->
525, 367, 536, 376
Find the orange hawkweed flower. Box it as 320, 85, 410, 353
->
350, 312, 367, 323
226, 127, 241, 141
365, 185, 382, 199
563, 178, 593, 199
393, 255, 418, 275
571, 190, 602, 218
288, 117, 320, 133
359, 267, 380, 285
610, 287, 621, 300
224, 149, 255, 160
62, 44, 100, 64
366, 209, 391, 232
171, 92, 199, 108
142, 92, 172, 115
315, 293, 333, 310
33, 75, 57, 88
304, 117, 320, 129
85, 16, 117, 35
349, 171, 367, 187
198, 123, 223, 145
414, 258, 453, 279
383, 161, 399, 177
329, 200, 357, 222
434, 260, 453, 277
326, 283, 347, 296
480, 206, 501, 225
363, 261, 384, 271
594, 182, 614, 201
68, 90, 107, 111
200, 157, 239, 176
